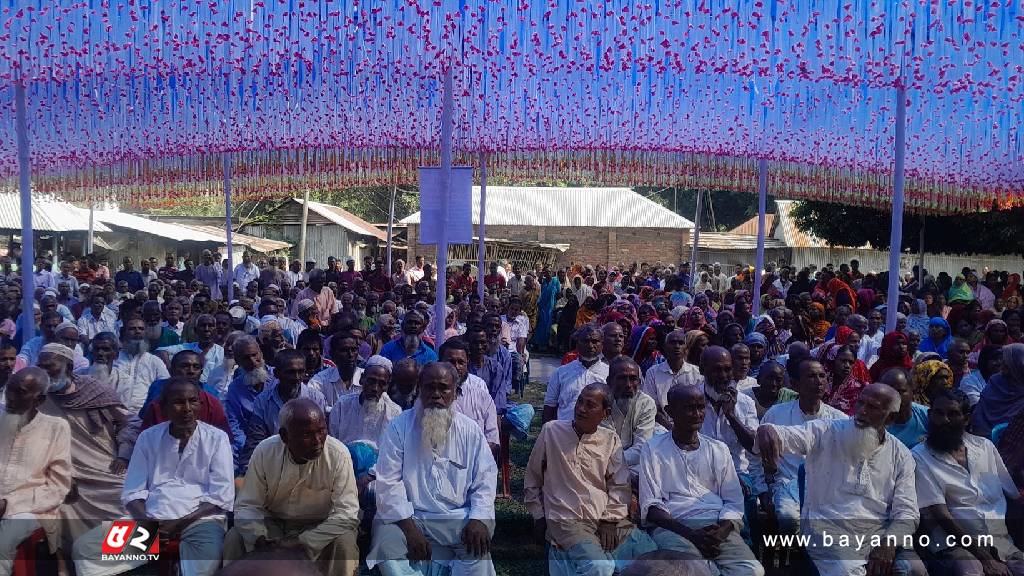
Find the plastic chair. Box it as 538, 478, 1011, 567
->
157, 538, 181, 576
12, 528, 47, 576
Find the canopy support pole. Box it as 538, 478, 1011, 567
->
885, 87, 907, 333
434, 68, 454, 347
917, 217, 926, 287
87, 203, 95, 254
224, 153, 234, 303
752, 158, 768, 317
15, 84, 34, 336
688, 191, 703, 291
299, 154, 310, 267
477, 152, 487, 301
386, 184, 397, 283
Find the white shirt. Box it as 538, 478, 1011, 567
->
308, 366, 363, 412
112, 351, 170, 413
766, 418, 919, 547
912, 434, 1021, 558
286, 270, 305, 287
122, 421, 234, 521
544, 359, 609, 422
638, 432, 744, 525
370, 410, 497, 570
502, 313, 530, 356
760, 399, 848, 486
735, 376, 758, 391
233, 263, 259, 289
405, 265, 424, 285
700, 385, 760, 476
641, 361, 702, 414
161, 320, 184, 337
329, 392, 402, 445
76, 307, 119, 340
454, 374, 499, 445
859, 331, 883, 366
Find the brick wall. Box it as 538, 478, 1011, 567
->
407, 224, 691, 269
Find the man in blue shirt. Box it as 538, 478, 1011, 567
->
224, 335, 272, 473
880, 367, 929, 449
380, 310, 437, 366
114, 256, 145, 292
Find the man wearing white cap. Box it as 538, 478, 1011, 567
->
294, 299, 320, 333
329, 355, 401, 445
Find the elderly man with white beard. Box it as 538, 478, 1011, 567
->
367, 362, 498, 576
36, 343, 141, 553
141, 300, 180, 348
329, 355, 401, 445
757, 382, 927, 576
0, 367, 71, 576
108, 317, 170, 413
225, 335, 272, 466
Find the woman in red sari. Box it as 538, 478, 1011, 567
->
868, 331, 914, 381
819, 341, 871, 416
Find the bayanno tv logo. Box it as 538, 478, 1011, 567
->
100, 521, 160, 561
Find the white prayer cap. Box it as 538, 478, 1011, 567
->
40, 343, 75, 362
364, 355, 393, 373
296, 299, 316, 314
229, 306, 247, 321
55, 320, 78, 334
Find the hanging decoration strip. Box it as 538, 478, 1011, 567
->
1, 0, 1021, 212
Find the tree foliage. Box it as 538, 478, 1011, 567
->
791, 201, 1024, 256
634, 187, 771, 231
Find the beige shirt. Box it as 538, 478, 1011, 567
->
524, 420, 631, 549
603, 392, 657, 469
235, 435, 360, 556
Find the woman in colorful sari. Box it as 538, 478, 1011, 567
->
1003, 273, 1022, 311
968, 318, 1011, 367
681, 306, 706, 333
868, 331, 915, 382
804, 302, 831, 344
820, 342, 870, 416
555, 291, 579, 354
732, 293, 756, 335
906, 298, 931, 338
631, 318, 664, 373
754, 314, 785, 360
947, 275, 975, 304
1005, 308, 1023, 343
856, 288, 876, 317
692, 293, 717, 324
574, 296, 599, 328
683, 329, 711, 367
531, 270, 560, 351
827, 277, 857, 314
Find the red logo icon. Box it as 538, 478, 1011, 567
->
101, 521, 159, 557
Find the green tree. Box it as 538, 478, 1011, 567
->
634, 187, 771, 231
791, 201, 1024, 256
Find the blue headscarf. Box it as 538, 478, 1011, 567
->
918, 317, 953, 359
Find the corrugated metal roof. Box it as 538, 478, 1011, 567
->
298, 200, 388, 241
401, 187, 694, 229
96, 211, 225, 243
698, 232, 789, 251
773, 200, 824, 248
173, 224, 292, 253
729, 213, 776, 236
0, 193, 111, 233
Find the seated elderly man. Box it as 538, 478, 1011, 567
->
913, 389, 1024, 576
226, 398, 360, 576
758, 358, 847, 535
544, 325, 609, 424
439, 338, 500, 453
329, 355, 401, 445
0, 368, 71, 576
74, 377, 235, 576
225, 335, 272, 463
389, 358, 420, 411
526, 382, 655, 576
238, 349, 326, 475
602, 357, 656, 479
37, 343, 141, 550
641, 329, 702, 431
139, 350, 232, 439
17, 314, 89, 372
367, 362, 497, 576
157, 313, 224, 382
107, 317, 170, 413
309, 329, 363, 411
758, 383, 926, 576
639, 385, 764, 576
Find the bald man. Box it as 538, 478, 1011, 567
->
227, 398, 360, 575
640, 385, 764, 576
758, 383, 926, 576
0, 368, 72, 576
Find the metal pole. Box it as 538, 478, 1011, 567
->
917, 217, 926, 288
688, 190, 703, 291
299, 188, 310, 267
885, 87, 907, 333
15, 84, 35, 338
476, 152, 487, 301
224, 153, 235, 303
752, 159, 768, 316
434, 68, 454, 347
87, 203, 95, 254
386, 184, 396, 281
